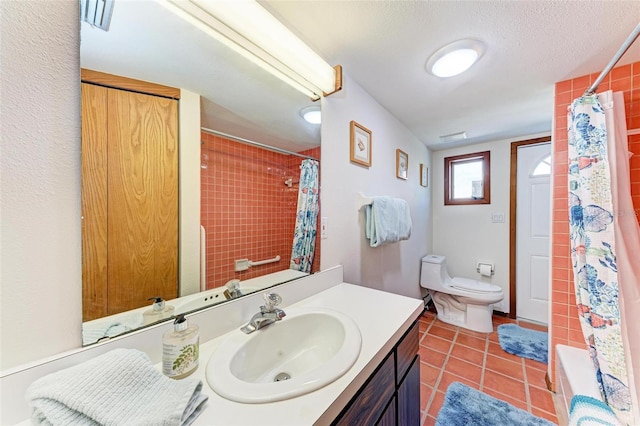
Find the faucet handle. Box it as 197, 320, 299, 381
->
262, 292, 282, 312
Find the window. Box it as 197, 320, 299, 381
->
444, 150, 490, 205
532, 155, 551, 176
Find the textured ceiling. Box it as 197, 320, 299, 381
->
263, 0, 640, 149
82, 1, 640, 152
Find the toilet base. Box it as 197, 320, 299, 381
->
430, 291, 496, 333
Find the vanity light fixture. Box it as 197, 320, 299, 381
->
300, 106, 321, 124
160, 0, 342, 100
426, 39, 485, 78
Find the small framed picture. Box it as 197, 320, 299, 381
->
420, 163, 428, 187
350, 121, 372, 167
396, 149, 408, 180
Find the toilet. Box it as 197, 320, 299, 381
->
420, 254, 504, 333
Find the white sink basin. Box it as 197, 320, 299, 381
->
206, 307, 362, 403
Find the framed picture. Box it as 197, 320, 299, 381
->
350, 121, 372, 167
396, 149, 408, 180
420, 163, 428, 187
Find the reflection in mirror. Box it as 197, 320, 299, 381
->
80, 1, 322, 345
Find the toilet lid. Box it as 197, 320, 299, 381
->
450, 277, 502, 293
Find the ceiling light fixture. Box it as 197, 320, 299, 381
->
300, 106, 321, 124
160, 0, 342, 100
426, 39, 485, 78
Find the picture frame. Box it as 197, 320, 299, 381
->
349, 121, 372, 167
396, 149, 408, 180
420, 163, 428, 187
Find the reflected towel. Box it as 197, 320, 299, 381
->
81, 313, 143, 344
569, 395, 622, 426
365, 196, 412, 247
26, 348, 208, 426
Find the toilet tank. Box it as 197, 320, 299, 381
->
420, 255, 449, 289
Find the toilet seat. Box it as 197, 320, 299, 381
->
449, 277, 502, 294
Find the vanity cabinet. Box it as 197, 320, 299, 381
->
81, 70, 180, 321
333, 319, 420, 426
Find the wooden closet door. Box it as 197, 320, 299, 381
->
107, 89, 179, 315
81, 83, 109, 321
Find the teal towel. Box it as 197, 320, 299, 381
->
569, 395, 622, 426
26, 348, 208, 426
365, 196, 412, 247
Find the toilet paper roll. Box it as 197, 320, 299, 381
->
479, 264, 493, 277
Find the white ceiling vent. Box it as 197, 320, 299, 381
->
81, 0, 115, 32
439, 131, 467, 143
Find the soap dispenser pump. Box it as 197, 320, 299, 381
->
143, 296, 175, 325
162, 314, 199, 379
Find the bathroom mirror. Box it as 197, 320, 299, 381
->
80, 1, 322, 345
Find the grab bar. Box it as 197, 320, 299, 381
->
250, 255, 281, 266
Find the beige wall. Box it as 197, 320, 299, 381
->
431, 133, 549, 313
320, 72, 432, 300
1, 1, 82, 369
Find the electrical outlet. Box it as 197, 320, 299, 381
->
321, 217, 327, 239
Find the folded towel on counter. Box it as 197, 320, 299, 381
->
569, 395, 622, 426
26, 348, 208, 426
365, 196, 412, 247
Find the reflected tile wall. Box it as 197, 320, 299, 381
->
201, 132, 321, 289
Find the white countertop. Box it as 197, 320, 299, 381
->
183, 283, 423, 426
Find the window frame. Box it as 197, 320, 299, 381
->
444, 150, 491, 205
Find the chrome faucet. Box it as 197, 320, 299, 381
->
240, 292, 286, 334
224, 279, 242, 300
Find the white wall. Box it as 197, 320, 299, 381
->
431, 133, 549, 313
179, 89, 202, 297
0, 1, 82, 369
320, 72, 432, 300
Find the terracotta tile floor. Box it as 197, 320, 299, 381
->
418, 309, 558, 425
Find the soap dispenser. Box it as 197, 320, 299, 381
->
143, 297, 175, 325
162, 314, 200, 379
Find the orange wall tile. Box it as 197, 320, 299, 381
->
549, 60, 640, 390
201, 132, 321, 289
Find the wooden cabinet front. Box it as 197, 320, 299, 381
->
82, 80, 178, 320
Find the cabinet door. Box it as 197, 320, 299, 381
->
107, 88, 179, 314
376, 398, 396, 426
334, 353, 395, 426
397, 355, 420, 426
81, 83, 109, 321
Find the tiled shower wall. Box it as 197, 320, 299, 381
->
201, 132, 321, 289
550, 61, 640, 388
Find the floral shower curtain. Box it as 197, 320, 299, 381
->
568, 92, 632, 423
290, 159, 319, 273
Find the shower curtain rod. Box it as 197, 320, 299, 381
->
585, 22, 640, 95
200, 127, 319, 161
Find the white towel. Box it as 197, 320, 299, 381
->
26, 348, 208, 426
569, 395, 622, 426
365, 196, 412, 247
82, 313, 144, 344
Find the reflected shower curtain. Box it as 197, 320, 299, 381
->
568, 91, 634, 424
290, 159, 319, 273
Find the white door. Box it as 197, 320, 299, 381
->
516, 143, 551, 324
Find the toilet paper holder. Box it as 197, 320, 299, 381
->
476, 262, 495, 276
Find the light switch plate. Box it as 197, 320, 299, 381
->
491, 212, 505, 223
321, 217, 327, 239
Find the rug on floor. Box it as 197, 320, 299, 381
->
435, 382, 554, 426
497, 323, 548, 364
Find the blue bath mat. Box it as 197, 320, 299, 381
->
497, 323, 548, 364
436, 382, 554, 426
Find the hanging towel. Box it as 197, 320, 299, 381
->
25, 348, 208, 426
364, 196, 412, 247
569, 395, 623, 426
